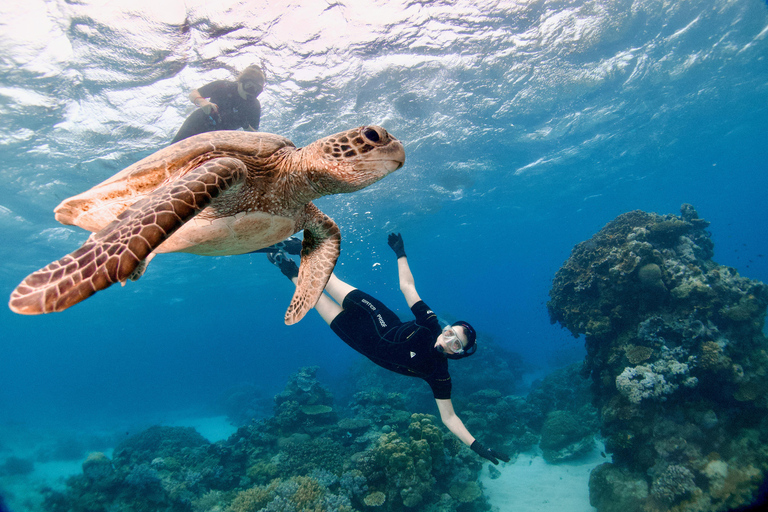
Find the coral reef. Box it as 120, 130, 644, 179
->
41, 367, 492, 512
548, 204, 768, 511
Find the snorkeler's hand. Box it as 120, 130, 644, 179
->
470, 440, 510, 465
201, 101, 219, 116
388, 233, 406, 259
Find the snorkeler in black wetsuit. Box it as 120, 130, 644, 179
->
171, 64, 265, 143
329, 289, 454, 399
268, 233, 510, 465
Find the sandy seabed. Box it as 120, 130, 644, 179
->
480, 440, 608, 512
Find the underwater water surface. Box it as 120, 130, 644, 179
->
1, 0, 768, 511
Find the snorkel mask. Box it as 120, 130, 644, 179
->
439, 321, 478, 360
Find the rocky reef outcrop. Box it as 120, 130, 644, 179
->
548, 204, 768, 511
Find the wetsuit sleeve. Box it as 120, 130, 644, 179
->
411, 300, 440, 330
197, 80, 229, 99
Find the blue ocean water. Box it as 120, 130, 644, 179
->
0, 0, 767, 498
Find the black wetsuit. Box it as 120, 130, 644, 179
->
172, 80, 261, 143
330, 290, 451, 399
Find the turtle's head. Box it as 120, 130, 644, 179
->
297, 125, 405, 196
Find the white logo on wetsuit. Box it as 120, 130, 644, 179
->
376, 314, 386, 327
361, 299, 377, 311
410, 351, 416, 358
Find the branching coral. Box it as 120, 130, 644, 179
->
615, 350, 698, 405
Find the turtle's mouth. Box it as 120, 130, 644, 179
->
366, 140, 406, 172
353, 157, 404, 173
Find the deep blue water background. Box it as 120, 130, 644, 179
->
1, 0, 768, 435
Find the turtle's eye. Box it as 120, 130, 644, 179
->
362, 127, 380, 143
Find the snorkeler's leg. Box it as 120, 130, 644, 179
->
324, 273, 357, 305
313, 291, 343, 325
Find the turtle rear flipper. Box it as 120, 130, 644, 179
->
284, 204, 341, 325
9, 158, 247, 315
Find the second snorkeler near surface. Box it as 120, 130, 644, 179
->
172, 64, 265, 143
268, 233, 510, 465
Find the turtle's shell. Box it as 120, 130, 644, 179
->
55, 131, 295, 234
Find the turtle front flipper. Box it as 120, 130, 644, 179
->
9, 157, 247, 315
285, 203, 341, 325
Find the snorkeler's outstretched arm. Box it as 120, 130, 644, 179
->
188, 88, 218, 116
436, 398, 510, 465
435, 398, 474, 445
388, 233, 421, 307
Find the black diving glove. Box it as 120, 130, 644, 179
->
388, 233, 406, 259
470, 440, 510, 465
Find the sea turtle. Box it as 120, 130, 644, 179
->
9, 125, 405, 324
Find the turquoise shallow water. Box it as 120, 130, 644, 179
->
1, 0, 768, 509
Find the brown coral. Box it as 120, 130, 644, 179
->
698, 341, 730, 372
291, 476, 323, 509
625, 345, 654, 365
228, 482, 277, 512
